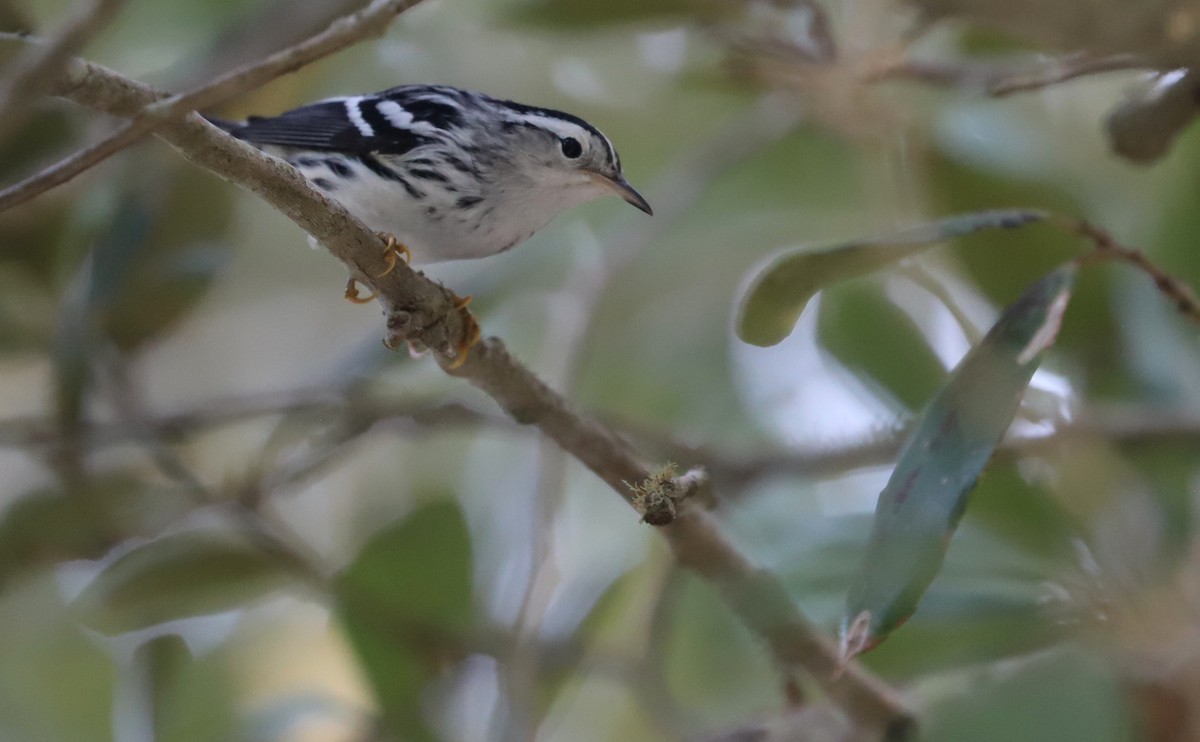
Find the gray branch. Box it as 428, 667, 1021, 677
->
0, 0, 125, 142
0, 0, 426, 211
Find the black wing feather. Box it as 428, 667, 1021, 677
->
215, 98, 435, 155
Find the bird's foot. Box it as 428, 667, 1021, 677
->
447, 292, 481, 369
343, 234, 412, 303
376, 232, 412, 277
382, 291, 480, 368
344, 277, 376, 304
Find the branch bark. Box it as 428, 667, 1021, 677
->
30, 46, 913, 734
0, 0, 425, 212
0, 0, 125, 142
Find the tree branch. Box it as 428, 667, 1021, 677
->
0, 0, 125, 142
0, 0, 426, 212
31, 47, 913, 732
177, 0, 385, 84
883, 53, 1148, 96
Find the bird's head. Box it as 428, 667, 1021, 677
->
490, 99, 653, 216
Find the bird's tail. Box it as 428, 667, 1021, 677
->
201, 114, 244, 137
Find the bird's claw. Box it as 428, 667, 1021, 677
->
344, 234, 410, 304
377, 233, 412, 278
446, 292, 481, 369
344, 277, 376, 304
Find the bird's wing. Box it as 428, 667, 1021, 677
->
220, 94, 442, 155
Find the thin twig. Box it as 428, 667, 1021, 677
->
987, 53, 1147, 97
0, 0, 125, 142
6, 385, 1200, 493
1062, 216, 1200, 327
97, 347, 330, 587
0, 387, 494, 449
873, 53, 1148, 96
177, 0, 377, 85
0, 0, 425, 212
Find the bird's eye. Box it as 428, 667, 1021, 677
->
560, 137, 582, 159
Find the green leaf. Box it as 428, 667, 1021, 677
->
0, 477, 195, 589
663, 574, 779, 728
335, 500, 473, 740
841, 265, 1076, 659
89, 157, 234, 351
73, 531, 295, 635
0, 574, 117, 741
817, 281, 948, 412
101, 243, 232, 351
964, 461, 1083, 564
922, 648, 1133, 742
736, 209, 1047, 347
139, 634, 237, 742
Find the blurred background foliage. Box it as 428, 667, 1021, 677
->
3, 0, 1200, 739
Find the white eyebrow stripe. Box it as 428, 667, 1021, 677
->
344, 97, 374, 136
514, 113, 581, 141
508, 109, 621, 171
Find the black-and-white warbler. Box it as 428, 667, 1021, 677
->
209, 84, 650, 363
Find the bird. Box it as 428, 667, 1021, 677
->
207, 84, 652, 365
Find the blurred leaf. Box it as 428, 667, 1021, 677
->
0, 111, 76, 320
101, 242, 232, 350
0, 476, 194, 590
0, 109, 77, 183
1149, 121, 1200, 299
47, 155, 233, 431
73, 530, 295, 635
925, 151, 1124, 395
663, 574, 779, 728
51, 293, 94, 436
1124, 446, 1200, 560
1105, 273, 1200, 404
139, 634, 237, 742
841, 265, 1076, 659
337, 500, 472, 631
860, 579, 1068, 679
728, 490, 1068, 675
955, 24, 1042, 55
0, 2, 32, 32
335, 499, 472, 740
906, 0, 1200, 68
736, 209, 1046, 347
0, 573, 116, 742
926, 154, 1082, 301
964, 462, 1083, 564
505, 0, 728, 29
0, 266, 59, 354
1107, 69, 1200, 164
817, 281, 948, 412
87, 157, 234, 351
921, 648, 1134, 742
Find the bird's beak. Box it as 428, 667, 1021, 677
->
592, 172, 653, 215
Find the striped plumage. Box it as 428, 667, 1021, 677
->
211, 85, 650, 263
